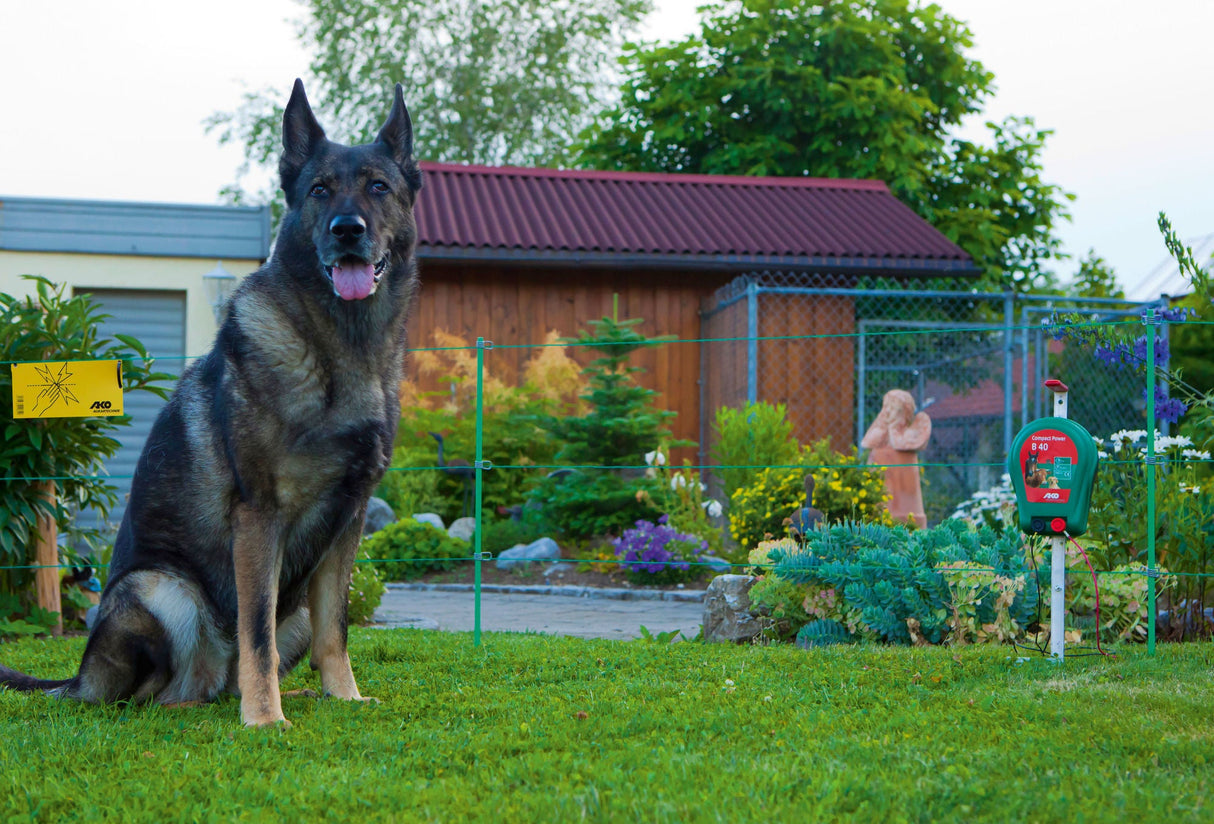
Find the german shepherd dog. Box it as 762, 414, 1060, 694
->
0, 80, 422, 727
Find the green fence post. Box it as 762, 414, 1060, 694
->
473, 337, 489, 647
1145, 309, 1157, 656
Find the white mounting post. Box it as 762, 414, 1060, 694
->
1044, 379, 1069, 661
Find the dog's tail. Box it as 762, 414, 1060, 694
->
0, 664, 75, 696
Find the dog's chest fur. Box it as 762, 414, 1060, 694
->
224, 284, 400, 516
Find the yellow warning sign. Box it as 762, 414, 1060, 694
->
11, 360, 124, 418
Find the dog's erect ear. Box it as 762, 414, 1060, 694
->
279, 79, 326, 189
375, 84, 415, 169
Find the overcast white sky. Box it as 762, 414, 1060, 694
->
1, 0, 1211, 294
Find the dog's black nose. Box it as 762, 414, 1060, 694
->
329, 214, 367, 240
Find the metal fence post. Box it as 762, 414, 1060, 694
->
1145, 310, 1157, 656
856, 321, 867, 445
473, 337, 489, 647
746, 279, 758, 404
1003, 291, 1015, 458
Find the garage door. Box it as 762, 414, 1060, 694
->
74, 289, 187, 543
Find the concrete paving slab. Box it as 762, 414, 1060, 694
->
374, 586, 704, 641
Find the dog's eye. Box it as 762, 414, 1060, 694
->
369, 181, 391, 195
309, 184, 328, 198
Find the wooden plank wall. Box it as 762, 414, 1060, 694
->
408, 263, 859, 461
757, 292, 856, 451
408, 262, 728, 454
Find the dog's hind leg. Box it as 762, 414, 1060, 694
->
307, 510, 372, 703
54, 579, 173, 704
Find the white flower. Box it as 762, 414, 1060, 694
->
1155, 435, 1192, 451
703, 500, 723, 518
1182, 448, 1211, 461
644, 450, 658, 466
671, 474, 687, 490
1111, 429, 1147, 447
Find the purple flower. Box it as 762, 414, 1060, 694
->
613, 517, 708, 575
1144, 384, 1188, 425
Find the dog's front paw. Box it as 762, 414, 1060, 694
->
243, 714, 293, 729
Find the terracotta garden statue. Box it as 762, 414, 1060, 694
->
861, 389, 932, 529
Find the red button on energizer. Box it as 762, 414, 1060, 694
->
1050, 518, 1066, 533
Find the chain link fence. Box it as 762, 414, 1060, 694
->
700, 271, 1164, 522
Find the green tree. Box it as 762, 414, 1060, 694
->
579, 0, 1071, 292
529, 311, 684, 538
208, 0, 650, 206
1069, 250, 1124, 299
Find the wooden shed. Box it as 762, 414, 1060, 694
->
410, 163, 977, 456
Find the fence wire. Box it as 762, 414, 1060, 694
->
2, 294, 1208, 652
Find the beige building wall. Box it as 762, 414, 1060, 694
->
0, 251, 262, 363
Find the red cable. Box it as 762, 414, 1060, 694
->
1065, 533, 1114, 657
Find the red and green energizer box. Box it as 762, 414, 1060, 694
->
1007, 417, 1099, 537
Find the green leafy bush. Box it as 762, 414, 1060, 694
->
728, 467, 804, 554
771, 520, 1039, 645
360, 517, 471, 581
385, 329, 583, 525
377, 446, 447, 520
1080, 430, 1212, 637
0, 592, 60, 638
711, 401, 800, 501
727, 440, 895, 557
533, 471, 666, 541
479, 509, 551, 556
1, 277, 172, 606
802, 439, 893, 525
347, 551, 386, 626
748, 575, 813, 642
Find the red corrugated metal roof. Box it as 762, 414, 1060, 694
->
415, 162, 974, 271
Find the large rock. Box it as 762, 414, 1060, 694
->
496, 537, 561, 570
703, 574, 763, 643
448, 517, 477, 542
412, 513, 445, 532
363, 497, 396, 535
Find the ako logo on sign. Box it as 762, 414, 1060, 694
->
11, 360, 124, 419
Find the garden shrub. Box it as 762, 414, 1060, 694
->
360, 517, 470, 581
802, 439, 893, 525
386, 329, 583, 525
535, 472, 667, 541
1084, 431, 1212, 629
480, 508, 551, 556
711, 401, 800, 501
1058, 555, 1175, 645
347, 551, 386, 626
1, 277, 171, 620
613, 516, 708, 586
772, 520, 1039, 645
377, 444, 447, 520
728, 468, 804, 555
747, 575, 813, 642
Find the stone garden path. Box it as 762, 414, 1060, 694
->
374, 583, 705, 641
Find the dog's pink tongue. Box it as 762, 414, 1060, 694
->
331, 262, 376, 301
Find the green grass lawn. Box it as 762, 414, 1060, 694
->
1, 630, 1211, 822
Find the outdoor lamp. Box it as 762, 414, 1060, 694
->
203, 262, 237, 323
